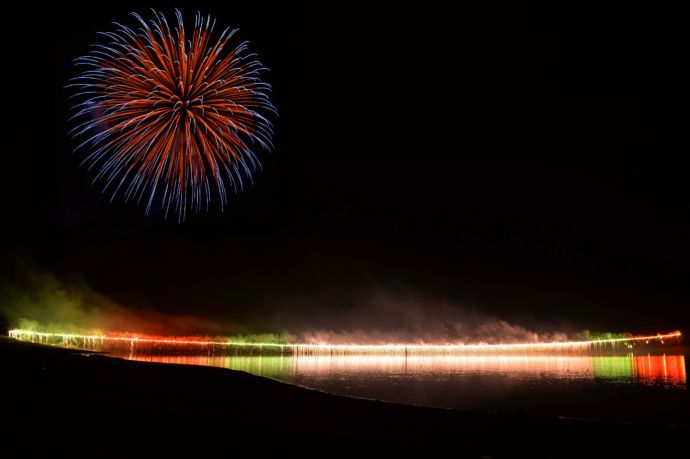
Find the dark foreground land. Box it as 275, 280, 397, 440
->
3, 337, 687, 458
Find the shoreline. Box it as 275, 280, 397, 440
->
3, 337, 687, 457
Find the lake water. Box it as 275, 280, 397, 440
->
125, 352, 687, 425
10, 330, 686, 424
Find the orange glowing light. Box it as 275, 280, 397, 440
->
635, 355, 686, 384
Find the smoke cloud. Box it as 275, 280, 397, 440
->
271, 288, 577, 344
0, 267, 221, 336
1, 266, 578, 344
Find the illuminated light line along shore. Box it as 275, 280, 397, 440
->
8, 329, 682, 355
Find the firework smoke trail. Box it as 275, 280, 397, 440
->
68, 10, 276, 219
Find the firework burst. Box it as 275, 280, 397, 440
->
68, 10, 275, 219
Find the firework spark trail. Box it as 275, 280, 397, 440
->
68, 10, 275, 219
8, 329, 682, 355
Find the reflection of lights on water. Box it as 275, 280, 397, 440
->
128, 354, 687, 387
590, 354, 686, 385
7, 329, 682, 355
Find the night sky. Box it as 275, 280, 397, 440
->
3, 3, 688, 336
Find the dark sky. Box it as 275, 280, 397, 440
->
3, 2, 688, 335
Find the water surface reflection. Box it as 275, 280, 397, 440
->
120, 352, 690, 423
130, 353, 686, 386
